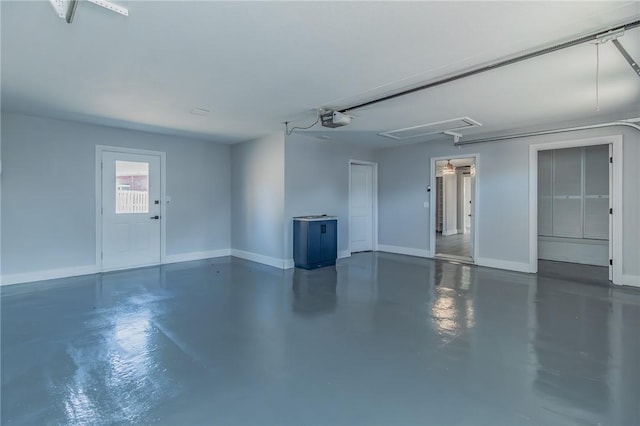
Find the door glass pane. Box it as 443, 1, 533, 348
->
115, 160, 149, 214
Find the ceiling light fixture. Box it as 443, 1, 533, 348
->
442, 160, 456, 175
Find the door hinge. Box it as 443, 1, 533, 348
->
609, 208, 613, 214
609, 259, 613, 266
609, 157, 613, 164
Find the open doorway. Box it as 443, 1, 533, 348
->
529, 136, 622, 285
431, 156, 477, 263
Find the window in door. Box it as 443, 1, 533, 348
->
115, 160, 149, 214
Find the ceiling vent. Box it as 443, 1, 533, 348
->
379, 117, 481, 140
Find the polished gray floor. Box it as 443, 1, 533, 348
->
436, 231, 472, 258
2, 254, 639, 425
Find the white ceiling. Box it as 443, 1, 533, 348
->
2, 1, 639, 147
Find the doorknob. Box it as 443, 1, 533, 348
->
150, 215, 160, 220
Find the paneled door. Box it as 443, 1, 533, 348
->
350, 163, 374, 252
101, 151, 161, 270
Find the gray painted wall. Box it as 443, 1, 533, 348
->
231, 132, 285, 260
375, 126, 640, 278
1, 112, 231, 276
284, 134, 376, 261
377, 143, 430, 252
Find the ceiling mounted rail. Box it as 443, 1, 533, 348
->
338, 19, 640, 113
453, 121, 640, 146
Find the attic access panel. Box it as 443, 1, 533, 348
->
379, 117, 482, 140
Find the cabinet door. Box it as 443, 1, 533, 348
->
307, 222, 322, 263
320, 220, 337, 261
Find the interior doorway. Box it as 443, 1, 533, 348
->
431, 155, 477, 263
529, 136, 622, 284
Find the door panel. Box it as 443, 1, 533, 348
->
102, 151, 161, 270
307, 222, 322, 263
350, 164, 373, 252
321, 220, 338, 261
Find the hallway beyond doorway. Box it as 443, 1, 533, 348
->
436, 232, 471, 258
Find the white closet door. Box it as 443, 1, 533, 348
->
350, 164, 374, 252
552, 147, 583, 237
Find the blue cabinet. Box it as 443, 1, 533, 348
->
293, 216, 337, 269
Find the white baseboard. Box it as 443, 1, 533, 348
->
284, 259, 295, 269
622, 274, 640, 288
164, 249, 230, 264
338, 250, 351, 259
377, 244, 432, 258
442, 229, 458, 236
1, 265, 99, 286
230, 249, 288, 269
475, 257, 533, 273
1, 249, 232, 286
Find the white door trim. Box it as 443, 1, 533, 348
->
349, 160, 378, 254
528, 135, 623, 284
95, 145, 167, 271
429, 153, 479, 260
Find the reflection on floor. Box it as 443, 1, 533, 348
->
436, 232, 471, 258
2, 254, 639, 425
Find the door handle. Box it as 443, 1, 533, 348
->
150, 215, 160, 220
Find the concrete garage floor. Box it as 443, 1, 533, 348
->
1, 253, 639, 425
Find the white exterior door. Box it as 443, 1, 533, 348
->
101, 151, 161, 270
350, 164, 374, 252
